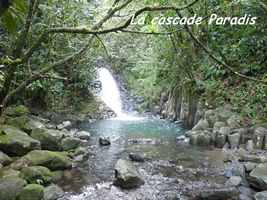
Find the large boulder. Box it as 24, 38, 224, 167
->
204, 110, 219, 127
213, 121, 227, 132
61, 137, 82, 151
20, 166, 52, 185
18, 184, 44, 200
43, 184, 64, 200
22, 150, 72, 170
192, 119, 209, 131
0, 177, 27, 200
0, 151, 12, 166
189, 131, 212, 146
196, 187, 239, 200
113, 159, 144, 189
0, 126, 41, 156
129, 153, 145, 162
75, 131, 91, 140
30, 128, 62, 151
249, 163, 267, 190
255, 191, 267, 200
0, 168, 21, 179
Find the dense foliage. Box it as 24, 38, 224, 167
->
0, 0, 266, 122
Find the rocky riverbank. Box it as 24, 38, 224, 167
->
0, 105, 95, 200
185, 106, 267, 199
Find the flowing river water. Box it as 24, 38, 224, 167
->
59, 68, 227, 200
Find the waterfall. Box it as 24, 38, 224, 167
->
98, 68, 124, 117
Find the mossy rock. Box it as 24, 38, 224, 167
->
23, 150, 72, 170
0, 126, 41, 156
4, 105, 29, 117
20, 166, 53, 185
0, 168, 21, 179
5, 116, 32, 133
0, 176, 27, 200
30, 128, 62, 151
0, 151, 12, 166
18, 184, 44, 200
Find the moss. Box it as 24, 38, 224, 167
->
20, 166, 52, 185
23, 150, 72, 170
18, 184, 44, 200
4, 105, 29, 117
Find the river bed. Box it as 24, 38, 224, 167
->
59, 117, 227, 200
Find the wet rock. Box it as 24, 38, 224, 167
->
57, 121, 72, 130
22, 150, 72, 170
192, 119, 209, 131
244, 162, 257, 173
30, 128, 62, 151
75, 131, 91, 140
129, 153, 145, 162
225, 161, 245, 178
99, 137, 111, 146
215, 127, 230, 148
113, 159, 144, 189
43, 184, 64, 200
0, 177, 27, 200
0, 126, 41, 156
61, 137, 82, 151
196, 187, 239, 200
20, 166, 52, 185
248, 163, 267, 190
254, 191, 267, 200
240, 154, 267, 163
228, 132, 241, 149
239, 186, 254, 200
18, 184, 44, 200
253, 127, 267, 149
0, 151, 12, 166
226, 176, 242, 186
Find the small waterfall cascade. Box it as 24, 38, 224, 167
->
97, 68, 143, 120
98, 68, 124, 117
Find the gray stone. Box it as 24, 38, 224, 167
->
197, 187, 239, 200
0, 177, 27, 200
225, 161, 245, 178
57, 121, 72, 130
244, 162, 258, 173
30, 128, 62, 151
255, 191, 267, 200
204, 109, 219, 127
213, 121, 226, 132
249, 163, 267, 190
0, 126, 41, 156
189, 131, 212, 146
129, 153, 145, 162
43, 184, 64, 200
226, 176, 242, 186
99, 137, 111, 146
114, 159, 144, 189
22, 150, 72, 170
75, 131, 91, 140
61, 137, 82, 151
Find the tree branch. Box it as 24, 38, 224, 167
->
176, 11, 267, 85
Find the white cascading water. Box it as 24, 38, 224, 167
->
98, 68, 125, 118
97, 68, 143, 120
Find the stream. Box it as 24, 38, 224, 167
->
59, 68, 227, 200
